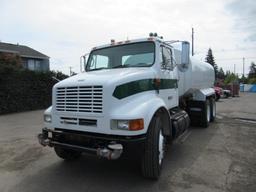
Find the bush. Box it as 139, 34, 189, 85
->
0, 65, 68, 114
224, 72, 238, 85
248, 77, 256, 84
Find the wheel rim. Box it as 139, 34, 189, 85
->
207, 102, 211, 122
158, 130, 164, 165
213, 102, 216, 117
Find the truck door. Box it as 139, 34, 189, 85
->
160, 45, 179, 109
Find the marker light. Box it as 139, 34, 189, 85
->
111, 39, 115, 45
129, 119, 144, 131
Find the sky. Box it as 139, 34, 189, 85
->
0, 0, 255, 76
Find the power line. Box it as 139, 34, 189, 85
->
216, 57, 256, 61
233, 25, 256, 30
231, 15, 256, 21
195, 47, 256, 54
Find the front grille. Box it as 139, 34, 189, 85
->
56, 86, 103, 113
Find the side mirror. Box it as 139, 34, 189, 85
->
80, 53, 89, 72
83, 55, 87, 71
181, 41, 190, 66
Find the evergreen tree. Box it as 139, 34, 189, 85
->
240, 75, 248, 84
248, 62, 256, 84
205, 48, 218, 78
217, 67, 225, 79
248, 62, 256, 79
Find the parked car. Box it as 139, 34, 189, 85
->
223, 89, 231, 98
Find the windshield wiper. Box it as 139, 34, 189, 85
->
88, 67, 109, 71
120, 63, 149, 67
112, 65, 129, 68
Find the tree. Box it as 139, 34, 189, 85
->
205, 48, 218, 79
247, 62, 256, 84
217, 67, 225, 79
224, 71, 238, 85
0, 52, 22, 69
248, 62, 256, 79
240, 75, 248, 84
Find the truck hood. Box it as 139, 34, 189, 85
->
55, 68, 156, 88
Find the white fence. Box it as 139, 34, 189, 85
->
240, 84, 256, 92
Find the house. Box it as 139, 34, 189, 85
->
0, 42, 49, 71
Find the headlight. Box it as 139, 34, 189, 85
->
117, 120, 129, 130
112, 119, 144, 131
44, 114, 52, 123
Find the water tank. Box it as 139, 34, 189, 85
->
176, 54, 215, 96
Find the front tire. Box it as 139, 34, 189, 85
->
141, 115, 165, 179
54, 146, 81, 161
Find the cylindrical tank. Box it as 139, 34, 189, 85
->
178, 56, 215, 96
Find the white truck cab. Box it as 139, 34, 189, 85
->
39, 34, 216, 179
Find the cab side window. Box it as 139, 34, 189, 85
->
161, 46, 173, 70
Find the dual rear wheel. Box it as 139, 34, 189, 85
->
188, 97, 216, 128
201, 98, 216, 127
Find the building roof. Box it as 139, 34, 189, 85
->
0, 42, 49, 59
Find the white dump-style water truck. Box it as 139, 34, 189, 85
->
38, 34, 216, 179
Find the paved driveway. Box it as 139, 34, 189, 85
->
0, 93, 256, 192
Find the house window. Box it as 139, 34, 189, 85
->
28, 59, 35, 70
35, 60, 41, 70
27, 59, 41, 71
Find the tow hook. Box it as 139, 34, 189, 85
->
97, 143, 123, 160
38, 133, 50, 146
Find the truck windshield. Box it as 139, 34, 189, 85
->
86, 42, 155, 71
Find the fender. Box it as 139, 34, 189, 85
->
111, 92, 171, 135
192, 88, 215, 101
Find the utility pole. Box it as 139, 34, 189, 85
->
192, 28, 194, 56
69, 66, 72, 76
233, 63, 236, 97
243, 57, 245, 77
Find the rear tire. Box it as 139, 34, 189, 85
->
54, 146, 81, 161
201, 99, 210, 128
141, 115, 166, 179
187, 100, 211, 128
